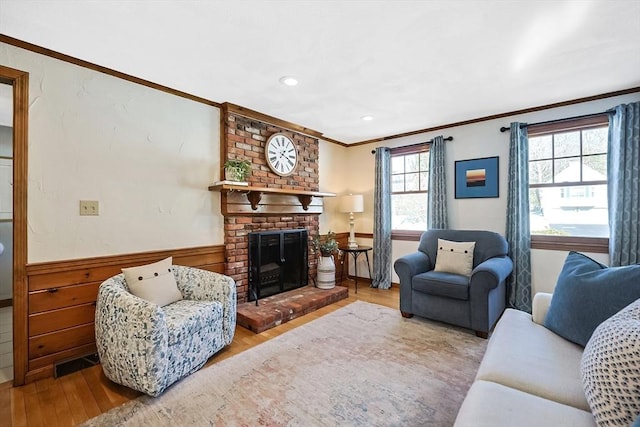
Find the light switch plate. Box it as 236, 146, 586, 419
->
79, 200, 99, 216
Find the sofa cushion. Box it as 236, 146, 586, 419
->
122, 257, 182, 307
581, 298, 640, 426
434, 239, 475, 276
476, 308, 589, 411
412, 271, 469, 300
454, 380, 595, 427
544, 251, 640, 347
163, 299, 223, 346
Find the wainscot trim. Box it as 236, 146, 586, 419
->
23, 244, 225, 383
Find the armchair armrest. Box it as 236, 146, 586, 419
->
394, 251, 432, 314
470, 256, 514, 292
394, 251, 433, 282
469, 255, 514, 334
532, 292, 553, 325
174, 266, 237, 345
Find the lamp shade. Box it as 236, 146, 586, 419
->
339, 194, 364, 213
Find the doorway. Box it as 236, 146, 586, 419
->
0, 65, 28, 386
0, 82, 13, 383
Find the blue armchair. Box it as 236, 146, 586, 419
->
394, 230, 513, 338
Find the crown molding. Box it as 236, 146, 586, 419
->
2, 34, 637, 149
0, 34, 221, 108
350, 86, 640, 146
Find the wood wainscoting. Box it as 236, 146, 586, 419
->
22, 245, 225, 384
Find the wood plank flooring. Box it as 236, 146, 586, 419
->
0, 281, 399, 427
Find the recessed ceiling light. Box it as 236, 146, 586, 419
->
361, 115, 374, 121
279, 76, 299, 86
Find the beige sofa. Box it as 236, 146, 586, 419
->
454, 293, 596, 426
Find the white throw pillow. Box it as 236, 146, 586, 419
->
122, 257, 182, 307
433, 238, 475, 277
581, 298, 640, 427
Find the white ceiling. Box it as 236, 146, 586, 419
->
1, 1, 639, 143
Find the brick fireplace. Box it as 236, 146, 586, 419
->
216, 104, 328, 303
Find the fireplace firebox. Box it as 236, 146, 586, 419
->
248, 229, 308, 303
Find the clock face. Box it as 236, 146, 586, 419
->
265, 133, 298, 176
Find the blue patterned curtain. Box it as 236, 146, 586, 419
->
506, 122, 532, 312
428, 135, 448, 229
372, 147, 392, 289
608, 102, 640, 266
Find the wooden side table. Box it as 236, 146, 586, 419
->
338, 246, 373, 293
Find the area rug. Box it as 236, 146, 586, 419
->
82, 301, 487, 426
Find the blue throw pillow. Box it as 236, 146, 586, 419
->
544, 251, 640, 347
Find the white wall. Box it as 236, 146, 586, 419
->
0, 42, 224, 263
318, 139, 351, 233
343, 92, 640, 293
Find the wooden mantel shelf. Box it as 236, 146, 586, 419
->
208, 184, 335, 211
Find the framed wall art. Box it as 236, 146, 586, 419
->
454, 156, 499, 199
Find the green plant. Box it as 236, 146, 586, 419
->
311, 231, 339, 256
224, 159, 252, 181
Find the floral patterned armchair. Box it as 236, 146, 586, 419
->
95, 265, 237, 397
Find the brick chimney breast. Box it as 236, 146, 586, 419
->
222, 111, 322, 302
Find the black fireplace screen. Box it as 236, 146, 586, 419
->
248, 229, 308, 301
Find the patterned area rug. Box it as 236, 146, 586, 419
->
82, 301, 487, 426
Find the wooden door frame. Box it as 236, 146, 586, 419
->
0, 65, 28, 386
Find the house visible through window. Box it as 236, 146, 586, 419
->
528, 115, 609, 240
391, 145, 429, 232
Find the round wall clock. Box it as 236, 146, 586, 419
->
265, 133, 298, 176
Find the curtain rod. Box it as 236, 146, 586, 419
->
370, 136, 453, 154
499, 111, 614, 132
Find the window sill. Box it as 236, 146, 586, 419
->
530, 235, 608, 253
388, 232, 609, 251
391, 230, 423, 241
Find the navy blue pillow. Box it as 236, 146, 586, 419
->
544, 251, 640, 347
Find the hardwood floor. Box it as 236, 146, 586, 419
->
0, 281, 399, 427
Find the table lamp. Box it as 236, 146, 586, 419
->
339, 194, 364, 249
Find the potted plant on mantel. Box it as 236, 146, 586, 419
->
224, 159, 252, 183
310, 231, 339, 290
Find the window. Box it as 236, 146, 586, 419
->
391, 145, 429, 237
528, 114, 609, 252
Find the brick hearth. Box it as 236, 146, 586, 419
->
237, 285, 349, 333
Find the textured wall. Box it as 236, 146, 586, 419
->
0, 42, 224, 262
